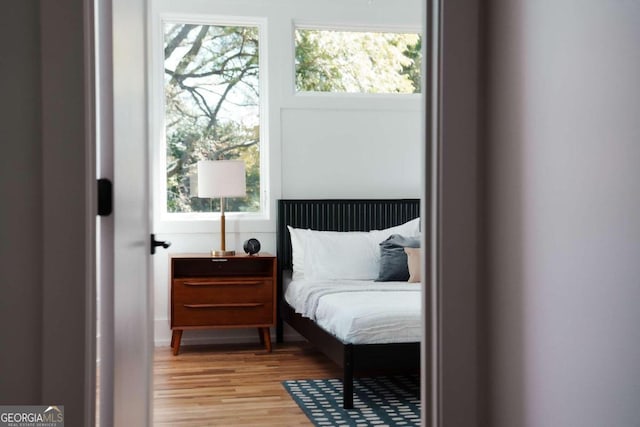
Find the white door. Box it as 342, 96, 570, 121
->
97, 0, 153, 425
113, 0, 153, 423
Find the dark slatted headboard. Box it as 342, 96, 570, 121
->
275, 199, 420, 340
277, 199, 420, 271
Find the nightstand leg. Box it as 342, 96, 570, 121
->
259, 327, 272, 352
171, 330, 183, 355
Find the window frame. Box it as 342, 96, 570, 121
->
150, 14, 271, 233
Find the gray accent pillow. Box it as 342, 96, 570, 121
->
376, 234, 421, 281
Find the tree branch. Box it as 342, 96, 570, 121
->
171, 25, 210, 84
164, 24, 197, 59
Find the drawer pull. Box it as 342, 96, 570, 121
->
183, 303, 264, 309
211, 258, 228, 262
183, 281, 263, 287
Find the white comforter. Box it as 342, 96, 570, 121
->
285, 279, 422, 344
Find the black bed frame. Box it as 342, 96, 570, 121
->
275, 199, 421, 409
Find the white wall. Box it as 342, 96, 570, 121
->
150, 0, 423, 346
486, 1, 640, 426
282, 107, 420, 198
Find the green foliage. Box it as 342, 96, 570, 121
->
400, 35, 422, 93
295, 29, 422, 94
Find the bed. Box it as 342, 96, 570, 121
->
276, 199, 421, 409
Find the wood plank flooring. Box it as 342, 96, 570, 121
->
153, 342, 341, 426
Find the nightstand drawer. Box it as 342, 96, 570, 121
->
172, 257, 274, 278
172, 301, 273, 327
172, 277, 272, 305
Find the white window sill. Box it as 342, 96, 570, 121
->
155, 212, 275, 234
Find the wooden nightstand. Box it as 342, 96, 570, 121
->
169, 253, 277, 355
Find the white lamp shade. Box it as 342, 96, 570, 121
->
197, 160, 246, 198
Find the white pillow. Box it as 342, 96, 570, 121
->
369, 217, 420, 243
287, 226, 310, 280
288, 217, 420, 281
304, 231, 380, 280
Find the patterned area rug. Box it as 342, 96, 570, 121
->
282, 375, 420, 426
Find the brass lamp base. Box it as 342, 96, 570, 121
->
212, 250, 235, 257
211, 198, 236, 257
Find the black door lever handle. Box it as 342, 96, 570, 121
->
150, 234, 171, 255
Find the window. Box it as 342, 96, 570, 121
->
163, 22, 263, 214
295, 28, 421, 94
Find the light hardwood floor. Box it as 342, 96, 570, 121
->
153, 342, 341, 426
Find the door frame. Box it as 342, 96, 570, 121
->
424, 0, 482, 426
100, 1, 482, 426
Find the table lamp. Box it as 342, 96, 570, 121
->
197, 159, 246, 256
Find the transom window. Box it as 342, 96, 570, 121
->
295, 28, 422, 94
163, 22, 263, 214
